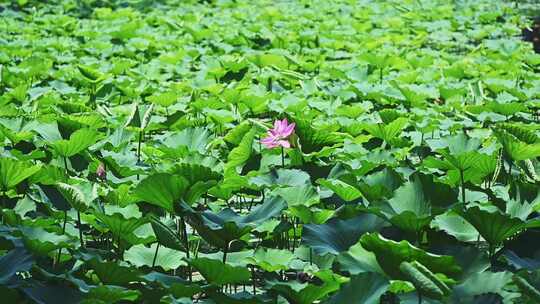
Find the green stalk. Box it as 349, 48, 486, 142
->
77, 211, 84, 248
55, 210, 68, 266
180, 216, 192, 281
281, 146, 285, 167
223, 242, 229, 264
291, 217, 297, 252
251, 266, 257, 295
460, 169, 466, 203
152, 243, 160, 268
63, 156, 68, 172
136, 131, 142, 180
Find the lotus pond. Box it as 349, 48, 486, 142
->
1, 0, 540, 303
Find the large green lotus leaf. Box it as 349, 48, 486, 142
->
38, 184, 72, 211
224, 121, 253, 146
337, 242, 384, 275
289, 205, 334, 225
167, 163, 221, 185
362, 117, 408, 143
142, 271, 192, 289
388, 212, 433, 235
185, 180, 217, 205
94, 212, 147, 242
494, 128, 540, 161
205, 109, 236, 125
456, 206, 540, 249
134, 173, 189, 213
383, 173, 456, 233
124, 103, 153, 130
0, 247, 33, 285
104, 204, 141, 219
20, 227, 72, 256
191, 196, 286, 247
205, 291, 268, 304
317, 178, 362, 202
49, 128, 101, 157
124, 243, 186, 271
0, 158, 41, 191
272, 184, 319, 207
487, 101, 528, 116
1, 130, 32, 147
431, 210, 480, 242
101, 150, 141, 178
188, 257, 250, 285
161, 127, 212, 154
30, 165, 66, 186
224, 127, 255, 175
424, 133, 484, 171
21, 280, 83, 304
88, 259, 142, 285
388, 176, 430, 216
149, 216, 183, 251
361, 52, 391, 68
294, 117, 344, 154
327, 272, 389, 304
77, 64, 104, 82
422, 156, 455, 171
250, 53, 288, 69
446, 133, 482, 156
56, 180, 98, 212
360, 233, 461, 279
417, 173, 457, 206
512, 273, 540, 302
497, 123, 539, 145
359, 167, 403, 202
86, 285, 141, 303
302, 214, 385, 255
246, 248, 295, 272
103, 127, 134, 149
267, 271, 342, 304
438, 150, 484, 172
147, 91, 178, 107
249, 169, 311, 188
451, 271, 517, 303
169, 282, 203, 299
391, 82, 436, 107
470, 153, 497, 178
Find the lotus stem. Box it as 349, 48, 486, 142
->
223, 242, 229, 264
63, 156, 68, 172
180, 216, 192, 281
281, 146, 285, 167
152, 243, 160, 268
55, 210, 68, 266
251, 265, 257, 295
460, 169, 466, 203
136, 131, 142, 180
292, 217, 297, 251
77, 211, 84, 248
117, 235, 123, 260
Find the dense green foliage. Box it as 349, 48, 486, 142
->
1, 0, 540, 303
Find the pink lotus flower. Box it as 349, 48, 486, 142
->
96, 162, 106, 180
261, 118, 295, 149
